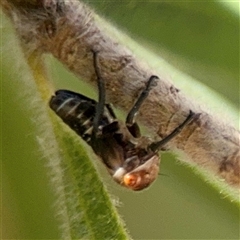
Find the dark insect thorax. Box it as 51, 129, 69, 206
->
49, 90, 145, 174
49, 90, 115, 143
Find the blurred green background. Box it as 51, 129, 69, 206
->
2, 1, 239, 239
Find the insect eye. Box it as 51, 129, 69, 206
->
123, 173, 141, 189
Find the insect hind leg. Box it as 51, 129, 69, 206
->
126, 75, 159, 138
91, 50, 106, 138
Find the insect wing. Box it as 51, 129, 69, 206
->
55, 89, 96, 104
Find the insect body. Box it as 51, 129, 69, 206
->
49, 51, 195, 191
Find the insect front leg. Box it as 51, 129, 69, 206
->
126, 75, 159, 138
149, 110, 196, 152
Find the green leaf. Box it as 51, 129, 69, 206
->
2, 12, 129, 239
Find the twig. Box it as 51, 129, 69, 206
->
2, 0, 239, 190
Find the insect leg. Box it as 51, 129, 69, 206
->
91, 50, 106, 137
126, 75, 159, 137
149, 110, 196, 152
106, 103, 117, 119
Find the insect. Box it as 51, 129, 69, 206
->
49, 51, 196, 191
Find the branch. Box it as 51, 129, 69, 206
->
2, 0, 239, 191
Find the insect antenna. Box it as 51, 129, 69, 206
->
158, 172, 169, 177
149, 110, 196, 153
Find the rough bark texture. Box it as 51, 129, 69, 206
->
2, 0, 239, 189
